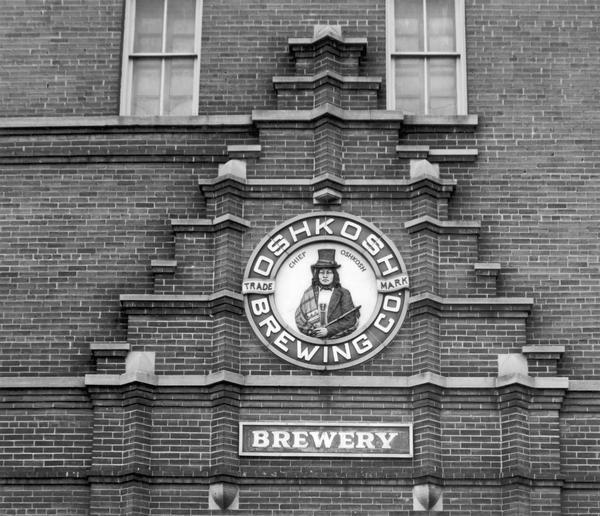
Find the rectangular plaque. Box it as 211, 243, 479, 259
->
242, 279, 275, 294
239, 422, 413, 458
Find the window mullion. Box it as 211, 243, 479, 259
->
422, 0, 428, 53
159, 60, 166, 116
456, 0, 467, 114
390, 51, 460, 58
159, 0, 169, 115
192, 0, 203, 116
455, 58, 460, 114
422, 0, 428, 115
130, 52, 197, 58
162, 0, 168, 53
121, 0, 137, 115
386, 0, 395, 109
423, 59, 429, 115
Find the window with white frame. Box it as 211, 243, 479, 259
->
121, 0, 202, 116
387, 0, 467, 116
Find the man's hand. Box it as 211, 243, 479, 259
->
313, 327, 328, 338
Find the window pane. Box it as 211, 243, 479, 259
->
427, 0, 455, 52
428, 58, 456, 115
163, 59, 194, 115
133, 0, 164, 53
166, 0, 196, 52
394, 58, 425, 115
132, 59, 162, 115
394, 0, 424, 52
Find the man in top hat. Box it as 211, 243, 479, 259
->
295, 248, 359, 339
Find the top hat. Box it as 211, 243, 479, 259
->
311, 249, 340, 269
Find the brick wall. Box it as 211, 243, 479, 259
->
0, 0, 123, 116
199, 0, 388, 114
0, 486, 89, 516
463, 0, 600, 379
237, 485, 412, 514
0, 0, 599, 514
2, 0, 596, 377
0, 409, 92, 469
0, 130, 251, 376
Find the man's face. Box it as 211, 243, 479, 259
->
318, 268, 334, 286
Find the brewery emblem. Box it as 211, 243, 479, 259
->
243, 212, 409, 370
295, 249, 360, 340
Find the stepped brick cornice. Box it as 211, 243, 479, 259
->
287, 25, 368, 76
252, 103, 404, 128
409, 293, 534, 317
273, 71, 381, 91
119, 291, 244, 316
404, 216, 481, 235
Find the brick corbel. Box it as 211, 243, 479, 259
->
252, 103, 404, 131
397, 145, 478, 162
273, 71, 381, 92
218, 177, 455, 202
200, 176, 248, 204
405, 176, 456, 199
226, 144, 261, 160
287, 25, 368, 76
409, 293, 534, 318
170, 214, 251, 233
119, 290, 244, 316
522, 345, 565, 377
474, 262, 501, 296
404, 216, 481, 235
288, 33, 368, 61
90, 342, 130, 375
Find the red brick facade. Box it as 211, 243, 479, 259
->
1, 1, 599, 514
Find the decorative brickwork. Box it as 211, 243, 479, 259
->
1, 1, 599, 514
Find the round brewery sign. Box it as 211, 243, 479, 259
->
242, 212, 410, 370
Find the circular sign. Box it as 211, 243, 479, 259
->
243, 212, 410, 370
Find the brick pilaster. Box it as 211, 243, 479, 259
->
412, 384, 443, 479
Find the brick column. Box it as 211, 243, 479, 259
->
314, 121, 342, 177
412, 384, 443, 479
87, 351, 157, 515
405, 218, 440, 374
498, 385, 532, 516
528, 388, 564, 516
410, 309, 441, 375
497, 380, 566, 516
87, 380, 154, 516
88, 385, 126, 516
209, 380, 242, 501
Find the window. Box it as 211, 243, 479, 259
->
387, 0, 467, 116
121, 0, 202, 116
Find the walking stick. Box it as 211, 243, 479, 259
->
324, 305, 361, 328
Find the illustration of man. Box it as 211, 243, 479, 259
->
295, 249, 360, 339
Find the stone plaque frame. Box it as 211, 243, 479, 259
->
239, 421, 414, 458
243, 212, 410, 370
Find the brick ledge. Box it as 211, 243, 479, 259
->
119, 290, 244, 316
405, 216, 481, 234
0, 115, 253, 131
82, 371, 567, 390
0, 372, 570, 390
409, 292, 533, 317
252, 103, 404, 125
